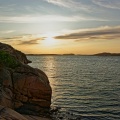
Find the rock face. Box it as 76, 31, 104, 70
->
0, 42, 52, 116
13, 65, 52, 114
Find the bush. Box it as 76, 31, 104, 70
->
0, 51, 21, 68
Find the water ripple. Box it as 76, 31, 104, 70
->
28, 56, 120, 120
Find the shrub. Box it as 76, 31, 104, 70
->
0, 51, 21, 68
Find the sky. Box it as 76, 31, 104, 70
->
0, 0, 120, 54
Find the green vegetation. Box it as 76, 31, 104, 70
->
0, 51, 21, 68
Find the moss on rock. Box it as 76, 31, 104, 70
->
0, 51, 21, 68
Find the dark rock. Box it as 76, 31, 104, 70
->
0, 105, 51, 120
0, 105, 28, 120
0, 68, 14, 109
0, 42, 52, 117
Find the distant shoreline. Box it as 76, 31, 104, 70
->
26, 52, 120, 56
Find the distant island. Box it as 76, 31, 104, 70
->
26, 52, 120, 56
26, 53, 75, 56
93, 52, 120, 56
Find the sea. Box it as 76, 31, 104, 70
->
27, 55, 120, 120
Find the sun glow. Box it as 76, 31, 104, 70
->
42, 33, 58, 46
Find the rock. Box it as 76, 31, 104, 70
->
0, 105, 51, 120
0, 42, 52, 117
0, 42, 31, 64
13, 65, 52, 114
24, 115, 51, 120
0, 105, 28, 120
0, 50, 22, 68
0, 68, 14, 109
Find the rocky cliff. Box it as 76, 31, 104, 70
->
0, 42, 52, 119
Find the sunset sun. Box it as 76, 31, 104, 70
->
42, 33, 58, 46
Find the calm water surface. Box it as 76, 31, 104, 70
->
27, 56, 120, 120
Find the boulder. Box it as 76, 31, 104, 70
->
13, 65, 52, 114
0, 42, 31, 64
0, 42, 52, 116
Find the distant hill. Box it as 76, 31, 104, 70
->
26, 53, 75, 56
26, 53, 120, 56
26, 54, 60, 56
94, 52, 120, 56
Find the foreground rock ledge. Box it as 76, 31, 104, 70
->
0, 42, 52, 118
0, 105, 51, 120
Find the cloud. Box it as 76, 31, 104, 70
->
0, 14, 109, 23
0, 34, 45, 45
0, 0, 119, 23
0, 30, 15, 34
55, 26, 120, 41
92, 0, 120, 9
18, 38, 40, 45
0, 15, 76, 23
44, 0, 92, 11
45, 0, 69, 7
